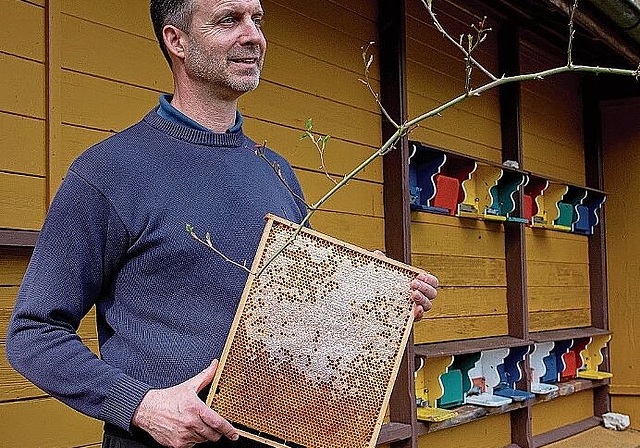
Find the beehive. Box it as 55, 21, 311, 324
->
207, 214, 422, 448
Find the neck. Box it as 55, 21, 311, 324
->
170, 83, 239, 133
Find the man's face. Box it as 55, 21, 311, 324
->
183, 0, 267, 98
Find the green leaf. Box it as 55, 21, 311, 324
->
305, 118, 313, 131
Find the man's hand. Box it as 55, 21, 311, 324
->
410, 272, 439, 320
132, 360, 239, 448
372, 250, 438, 321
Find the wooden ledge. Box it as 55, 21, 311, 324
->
532, 378, 609, 405
416, 378, 607, 436
0, 229, 39, 248
418, 400, 529, 435
414, 335, 530, 358
376, 422, 412, 445
530, 327, 610, 342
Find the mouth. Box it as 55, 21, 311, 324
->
229, 57, 260, 66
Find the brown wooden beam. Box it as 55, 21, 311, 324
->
498, 22, 533, 448
378, 0, 416, 447
0, 229, 39, 248
582, 76, 611, 418
533, 416, 602, 447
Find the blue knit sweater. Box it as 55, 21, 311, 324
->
6, 109, 307, 432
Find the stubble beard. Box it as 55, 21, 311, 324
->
186, 36, 263, 95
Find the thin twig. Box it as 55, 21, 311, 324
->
568, 0, 579, 66
406, 63, 640, 128
255, 126, 405, 277
253, 141, 310, 207
420, 0, 498, 82
359, 42, 400, 128
186, 224, 252, 274
300, 120, 338, 185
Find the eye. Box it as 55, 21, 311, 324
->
219, 15, 237, 25
253, 15, 264, 27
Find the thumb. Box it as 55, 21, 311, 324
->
186, 360, 219, 393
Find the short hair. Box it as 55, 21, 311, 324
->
150, 0, 196, 66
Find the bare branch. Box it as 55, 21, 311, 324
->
300, 119, 338, 185
359, 42, 400, 129
420, 0, 498, 82
186, 224, 252, 274
253, 141, 310, 208
568, 0, 580, 66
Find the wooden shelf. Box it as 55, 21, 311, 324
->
414, 335, 530, 358
418, 400, 529, 435
0, 229, 39, 248
376, 422, 412, 445
416, 378, 607, 436
531, 378, 609, 406
530, 327, 610, 343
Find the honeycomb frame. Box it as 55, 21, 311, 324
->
207, 214, 423, 448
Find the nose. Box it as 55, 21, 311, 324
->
238, 15, 265, 46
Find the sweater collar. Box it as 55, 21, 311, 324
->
157, 94, 244, 133
143, 107, 247, 147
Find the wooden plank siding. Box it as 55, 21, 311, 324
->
0, 0, 47, 230
526, 229, 592, 331
518, 33, 592, 332
405, 0, 502, 162
0, 397, 103, 448
520, 38, 586, 185
406, 1, 507, 345
602, 98, 640, 427
531, 391, 595, 436
417, 413, 512, 448
411, 214, 508, 344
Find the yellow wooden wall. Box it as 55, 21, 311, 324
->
520, 39, 592, 332
406, 3, 599, 446
247, 0, 384, 250
602, 98, 640, 428
1, 0, 383, 447
406, 0, 509, 345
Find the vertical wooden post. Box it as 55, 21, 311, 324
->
499, 24, 533, 448
582, 76, 611, 417
378, 1, 416, 447
45, 0, 62, 204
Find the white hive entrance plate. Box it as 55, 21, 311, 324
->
207, 214, 423, 448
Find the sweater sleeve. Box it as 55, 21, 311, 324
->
5, 170, 151, 431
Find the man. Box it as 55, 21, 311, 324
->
6, 1, 439, 447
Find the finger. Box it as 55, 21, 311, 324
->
373, 249, 386, 257
410, 279, 438, 300
411, 290, 432, 312
184, 360, 219, 393
199, 407, 239, 442
416, 272, 439, 288
194, 421, 224, 443
413, 303, 425, 321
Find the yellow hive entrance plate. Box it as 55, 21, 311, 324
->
207, 214, 422, 448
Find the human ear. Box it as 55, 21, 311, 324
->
162, 25, 186, 61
